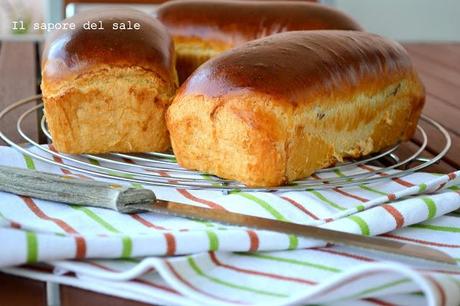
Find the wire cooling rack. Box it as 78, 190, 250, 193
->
0, 95, 452, 192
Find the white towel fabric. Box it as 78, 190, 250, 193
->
0, 145, 459, 305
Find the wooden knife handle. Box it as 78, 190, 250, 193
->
0, 165, 155, 213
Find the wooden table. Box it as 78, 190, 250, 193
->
0, 41, 459, 306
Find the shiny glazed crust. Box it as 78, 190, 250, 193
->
166, 31, 425, 187
157, 0, 362, 82
41, 9, 178, 154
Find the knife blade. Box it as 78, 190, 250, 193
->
0, 165, 456, 265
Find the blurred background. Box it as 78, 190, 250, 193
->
0, 0, 459, 42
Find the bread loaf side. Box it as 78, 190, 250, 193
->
157, 0, 362, 82
166, 31, 425, 187
41, 9, 178, 154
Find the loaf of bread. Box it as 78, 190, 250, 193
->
156, 0, 362, 83
41, 9, 178, 154
166, 30, 425, 187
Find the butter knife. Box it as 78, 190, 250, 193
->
0, 165, 456, 265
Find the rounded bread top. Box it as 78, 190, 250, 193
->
42, 8, 176, 83
157, 0, 363, 46
179, 30, 416, 104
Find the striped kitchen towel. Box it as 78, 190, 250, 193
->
4, 214, 460, 306
0, 144, 460, 305
0, 145, 459, 266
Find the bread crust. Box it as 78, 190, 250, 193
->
166, 31, 425, 187
41, 9, 178, 154
42, 8, 177, 85
157, 0, 362, 82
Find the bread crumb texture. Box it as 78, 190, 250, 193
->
43, 66, 176, 154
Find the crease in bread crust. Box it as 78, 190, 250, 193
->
43, 66, 177, 154
166, 76, 425, 187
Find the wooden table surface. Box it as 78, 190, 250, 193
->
0, 41, 459, 306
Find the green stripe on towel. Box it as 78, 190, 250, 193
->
239, 253, 341, 273
25, 231, 38, 263
71, 205, 133, 257
22, 154, 36, 170
348, 216, 370, 236
307, 190, 346, 211
357, 184, 387, 196
411, 224, 460, 233
187, 257, 287, 297
236, 193, 286, 220
206, 231, 219, 251
236, 193, 299, 249
421, 197, 437, 219
418, 183, 427, 193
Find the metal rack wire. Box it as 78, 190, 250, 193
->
0, 95, 452, 192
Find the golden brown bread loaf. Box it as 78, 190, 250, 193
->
156, 0, 362, 83
41, 9, 178, 154
166, 30, 425, 187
